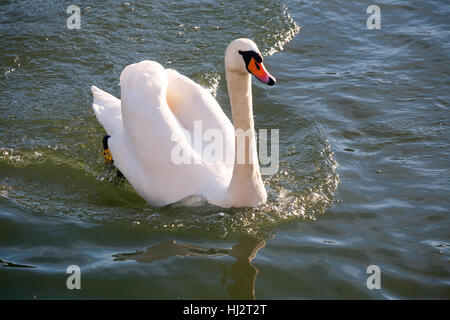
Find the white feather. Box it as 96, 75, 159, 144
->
92, 60, 234, 206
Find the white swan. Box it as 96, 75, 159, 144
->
91, 38, 275, 208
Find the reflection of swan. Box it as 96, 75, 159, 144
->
113, 240, 230, 263
113, 236, 265, 300
91, 39, 275, 208
220, 237, 266, 300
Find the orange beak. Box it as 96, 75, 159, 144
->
247, 57, 276, 86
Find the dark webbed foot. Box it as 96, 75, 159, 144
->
102, 135, 124, 179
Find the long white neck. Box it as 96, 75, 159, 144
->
223, 70, 267, 207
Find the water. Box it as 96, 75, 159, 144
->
0, 0, 449, 299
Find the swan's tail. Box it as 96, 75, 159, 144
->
91, 86, 125, 179
91, 85, 123, 136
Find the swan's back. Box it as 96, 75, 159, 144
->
92, 60, 234, 206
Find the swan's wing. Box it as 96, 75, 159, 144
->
91, 85, 122, 135
113, 61, 227, 206
119, 61, 186, 158
165, 69, 234, 136
165, 69, 235, 179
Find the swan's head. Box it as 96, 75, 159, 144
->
225, 38, 276, 86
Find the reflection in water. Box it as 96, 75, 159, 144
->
0, 258, 36, 269
113, 236, 265, 299
220, 237, 266, 300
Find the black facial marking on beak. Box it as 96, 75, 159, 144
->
238, 50, 263, 71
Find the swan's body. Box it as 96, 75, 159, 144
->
92, 39, 275, 208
